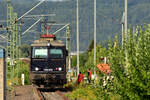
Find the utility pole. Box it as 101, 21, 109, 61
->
94, 0, 97, 77
121, 12, 125, 48
7, 0, 20, 85
7, 0, 12, 58
18, 24, 21, 59
124, 0, 128, 40
7, 0, 14, 85
14, 13, 19, 85
121, 23, 124, 47
66, 26, 71, 81
76, 0, 79, 75
124, 0, 128, 70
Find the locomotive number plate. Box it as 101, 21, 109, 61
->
44, 69, 53, 71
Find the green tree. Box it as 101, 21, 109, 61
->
19, 44, 30, 57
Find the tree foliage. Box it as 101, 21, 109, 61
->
19, 44, 30, 57
70, 25, 150, 100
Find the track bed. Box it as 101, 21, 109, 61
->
7, 85, 70, 100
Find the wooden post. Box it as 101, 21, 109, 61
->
0, 49, 6, 100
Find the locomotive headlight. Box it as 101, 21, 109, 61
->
35, 67, 39, 71
58, 67, 62, 71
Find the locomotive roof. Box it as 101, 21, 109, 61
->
31, 40, 65, 47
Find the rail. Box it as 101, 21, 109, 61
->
32, 85, 70, 100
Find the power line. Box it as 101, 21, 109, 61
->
53, 23, 70, 35
22, 18, 42, 36
16, 0, 46, 22
24, 14, 56, 18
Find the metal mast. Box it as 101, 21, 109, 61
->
124, 0, 128, 40
7, 0, 18, 60
66, 26, 71, 81
66, 26, 70, 57
18, 24, 21, 59
7, 0, 14, 85
76, 0, 79, 75
41, 17, 45, 35
121, 12, 125, 48
94, 0, 97, 77
7, 0, 12, 58
124, 0, 128, 70
7, 0, 20, 85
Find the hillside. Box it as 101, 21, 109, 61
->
1, 0, 150, 51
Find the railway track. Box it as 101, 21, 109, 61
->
33, 85, 70, 100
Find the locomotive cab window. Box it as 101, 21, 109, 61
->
49, 49, 63, 59
32, 47, 48, 58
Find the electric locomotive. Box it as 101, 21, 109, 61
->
30, 34, 68, 88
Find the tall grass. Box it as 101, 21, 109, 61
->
7, 59, 30, 87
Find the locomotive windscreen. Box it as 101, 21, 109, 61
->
32, 47, 64, 59
49, 49, 63, 59
32, 47, 48, 58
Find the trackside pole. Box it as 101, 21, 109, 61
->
76, 0, 80, 76
21, 74, 25, 85
94, 0, 97, 83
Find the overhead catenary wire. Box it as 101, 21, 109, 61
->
16, 0, 45, 22
3, 0, 46, 32
24, 14, 56, 18
47, 23, 69, 26
22, 18, 42, 36
0, 45, 6, 49
0, 20, 7, 23
0, 35, 7, 39
53, 23, 70, 35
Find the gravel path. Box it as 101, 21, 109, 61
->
7, 85, 40, 100
7, 85, 70, 100
42, 92, 64, 100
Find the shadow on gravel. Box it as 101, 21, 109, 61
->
38, 88, 68, 92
